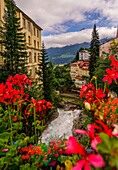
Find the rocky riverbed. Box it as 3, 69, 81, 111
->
40, 107, 82, 144
39, 101, 88, 143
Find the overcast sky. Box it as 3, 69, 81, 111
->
15, 0, 118, 48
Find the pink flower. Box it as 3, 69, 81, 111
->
72, 154, 105, 170
2, 149, 8, 152
110, 55, 118, 68
75, 124, 102, 151
66, 136, 87, 157
49, 161, 57, 166
103, 68, 118, 84
66, 136, 105, 170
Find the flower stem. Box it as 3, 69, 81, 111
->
104, 82, 107, 93
95, 78, 97, 90
34, 107, 37, 144
8, 105, 13, 145
40, 119, 43, 143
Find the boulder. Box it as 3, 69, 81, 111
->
72, 112, 89, 141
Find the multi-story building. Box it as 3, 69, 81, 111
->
0, 0, 42, 79
79, 50, 90, 60
99, 26, 118, 58
70, 62, 80, 80
75, 76, 86, 88
78, 61, 89, 78
70, 60, 89, 88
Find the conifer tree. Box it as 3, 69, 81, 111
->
71, 50, 79, 63
89, 24, 100, 78
37, 42, 49, 99
0, 0, 28, 82
45, 61, 56, 103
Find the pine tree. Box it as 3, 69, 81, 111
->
0, 0, 28, 82
71, 50, 79, 63
89, 24, 100, 79
45, 61, 56, 103
37, 42, 49, 99
75, 50, 79, 61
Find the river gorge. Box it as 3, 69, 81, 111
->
40, 108, 82, 144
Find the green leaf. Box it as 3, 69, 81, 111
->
97, 133, 111, 153
32, 122, 37, 126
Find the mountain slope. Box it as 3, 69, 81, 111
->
47, 37, 114, 65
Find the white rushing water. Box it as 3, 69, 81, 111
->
40, 108, 81, 144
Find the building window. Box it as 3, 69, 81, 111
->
23, 18, 26, 28
34, 27, 36, 36
34, 40, 36, 48
35, 67, 37, 75
34, 53, 37, 62
28, 22, 30, 31
28, 36, 31, 44
24, 33, 26, 41
29, 52, 32, 63
38, 53, 40, 61
37, 42, 39, 49
37, 30, 39, 37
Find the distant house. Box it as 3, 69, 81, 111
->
78, 61, 89, 77
79, 50, 90, 61
75, 76, 86, 88
99, 26, 118, 58
70, 60, 89, 88
70, 62, 79, 80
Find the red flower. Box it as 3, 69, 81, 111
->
75, 124, 102, 151
66, 136, 105, 170
110, 55, 118, 69
95, 88, 106, 99
103, 68, 118, 84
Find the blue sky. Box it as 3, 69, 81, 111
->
15, 0, 118, 48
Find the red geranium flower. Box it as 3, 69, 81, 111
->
66, 136, 105, 170
103, 67, 118, 84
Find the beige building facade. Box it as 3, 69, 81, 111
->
99, 26, 118, 58
0, 0, 42, 79
79, 50, 90, 60
70, 62, 79, 80
70, 61, 89, 88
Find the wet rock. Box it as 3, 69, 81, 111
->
72, 112, 89, 141
59, 101, 82, 111
58, 101, 65, 108
46, 108, 59, 126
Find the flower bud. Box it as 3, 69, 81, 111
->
85, 102, 91, 110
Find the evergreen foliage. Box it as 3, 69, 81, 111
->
37, 44, 60, 105
79, 47, 84, 52
0, 0, 28, 83
71, 50, 79, 63
89, 24, 100, 79
44, 61, 56, 103
37, 42, 49, 99
54, 64, 75, 90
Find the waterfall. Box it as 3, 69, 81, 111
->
40, 108, 82, 144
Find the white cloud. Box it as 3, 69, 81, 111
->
15, 0, 107, 33
14, 0, 118, 48
43, 27, 117, 48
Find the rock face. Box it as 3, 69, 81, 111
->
58, 101, 81, 111
72, 112, 89, 141
46, 108, 59, 126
